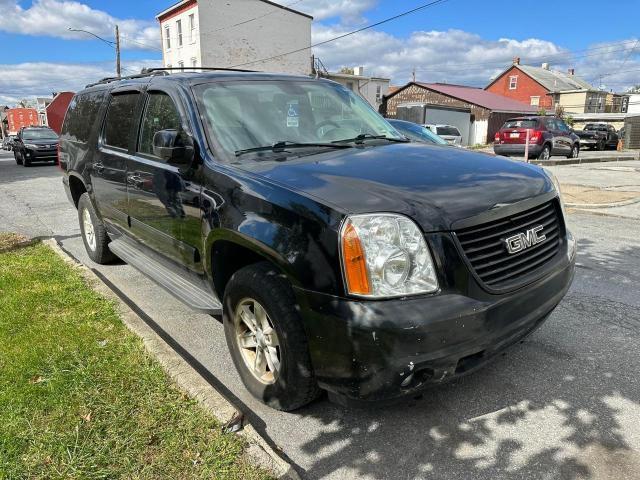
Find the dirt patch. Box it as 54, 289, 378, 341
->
0, 232, 31, 252
561, 184, 640, 205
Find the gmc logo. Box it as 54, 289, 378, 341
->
504, 225, 546, 254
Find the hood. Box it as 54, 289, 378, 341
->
24, 138, 58, 145
237, 143, 553, 232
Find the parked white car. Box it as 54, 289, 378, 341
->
424, 124, 463, 145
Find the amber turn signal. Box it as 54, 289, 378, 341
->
341, 222, 371, 295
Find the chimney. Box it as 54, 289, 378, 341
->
353, 66, 365, 76
568, 68, 575, 76
513, 56, 520, 65
542, 63, 550, 70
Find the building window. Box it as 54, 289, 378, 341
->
176, 19, 183, 47
346, 81, 354, 91
189, 14, 196, 43
530, 96, 540, 106
191, 57, 197, 68
164, 26, 171, 49
509, 75, 518, 90
375, 85, 382, 103
178, 61, 184, 71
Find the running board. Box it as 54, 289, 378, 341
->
108, 238, 222, 315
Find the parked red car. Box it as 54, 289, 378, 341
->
494, 116, 580, 160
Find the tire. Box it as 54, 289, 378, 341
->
597, 139, 605, 151
77, 193, 116, 264
14, 151, 22, 165
21, 152, 30, 167
223, 262, 320, 411
567, 144, 579, 159
538, 144, 551, 160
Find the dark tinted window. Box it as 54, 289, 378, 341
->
103, 92, 139, 150
62, 92, 104, 143
436, 126, 461, 136
503, 119, 538, 129
138, 92, 181, 157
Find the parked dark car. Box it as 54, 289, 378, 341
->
387, 119, 449, 145
13, 126, 59, 166
575, 123, 619, 150
494, 116, 580, 160
61, 70, 576, 410
3, 135, 16, 151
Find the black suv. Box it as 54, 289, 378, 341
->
61, 70, 576, 410
13, 126, 59, 166
494, 116, 580, 160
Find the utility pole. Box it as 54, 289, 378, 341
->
412, 67, 416, 82
115, 24, 121, 78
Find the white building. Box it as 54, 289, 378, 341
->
627, 93, 640, 115
157, 0, 312, 75
318, 66, 390, 109
36, 97, 52, 126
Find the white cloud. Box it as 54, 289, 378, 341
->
0, 0, 160, 51
295, 0, 378, 23
0, 59, 162, 105
311, 25, 640, 91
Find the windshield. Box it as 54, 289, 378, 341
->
389, 120, 448, 145
436, 126, 461, 136
584, 124, 607, 132
503, 119, 538, 129
22, 129, 58, 140
194, 80, 403, 158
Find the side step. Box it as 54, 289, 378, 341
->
108, 238, 222, 315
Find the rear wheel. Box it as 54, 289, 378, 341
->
567, 144, 579, 159
223, 262, 320, 411
78, 193, 116, 264
538, 144, 551, 160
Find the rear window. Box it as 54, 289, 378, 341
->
103, 92, 140, 150
436, 126, 461, 136
62, 91, 105, 143
503, 119, 538, 129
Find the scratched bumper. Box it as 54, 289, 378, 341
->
295, 234, 575, 402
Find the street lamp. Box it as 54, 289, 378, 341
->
67, 26, 121, 78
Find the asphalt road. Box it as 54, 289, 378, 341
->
2, 149, 640, 480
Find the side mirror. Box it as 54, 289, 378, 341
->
152, 129, 194, 165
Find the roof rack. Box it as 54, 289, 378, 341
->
85, 70, 169, 88
141, 67, 258, 74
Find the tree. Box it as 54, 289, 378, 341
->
339, 67, 354, 75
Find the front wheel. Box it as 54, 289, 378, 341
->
567, 145, 579, 159
223, 263, 320, 411
597, 140, 605, 151
21, 152, 30, 167
77, 193, 116, 264
14, 151, 22, 165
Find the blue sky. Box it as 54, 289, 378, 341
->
2, 0, 639, 103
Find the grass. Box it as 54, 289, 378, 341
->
0, 241, 271, 480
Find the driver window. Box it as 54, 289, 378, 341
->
138, 92, 181, 158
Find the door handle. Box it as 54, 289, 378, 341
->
94, 162, 105, 174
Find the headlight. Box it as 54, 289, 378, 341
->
544, 169, 567, 216
24, 143, 38, 149
340, 213, 439, 298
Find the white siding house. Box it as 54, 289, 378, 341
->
157, 0, 312, 75
321, 67, 390, 109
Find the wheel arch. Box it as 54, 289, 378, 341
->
68, 173, 88, 208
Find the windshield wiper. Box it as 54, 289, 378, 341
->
333, 133, 410, 145
235, 141, 353, 157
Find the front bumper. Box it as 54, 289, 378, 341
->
579, 139, 598, 146
493, 143, 543, 157
24, 148, 57, 161
295, 233, 576, 402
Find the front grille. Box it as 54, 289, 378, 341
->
455, 200, 562, 290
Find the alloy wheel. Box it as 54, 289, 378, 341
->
82, 208, 96, 251
234, 298, 281, 384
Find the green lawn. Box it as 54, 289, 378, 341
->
0, 239, 270, 480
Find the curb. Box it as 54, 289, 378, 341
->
531, 155, 638, 166
565, 196, 640, 209
43, 238, 300, 480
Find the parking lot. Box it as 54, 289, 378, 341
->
2, 149, 640, 479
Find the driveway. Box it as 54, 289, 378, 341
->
2, 149, 640, 479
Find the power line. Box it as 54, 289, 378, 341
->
229, 0, 452, 68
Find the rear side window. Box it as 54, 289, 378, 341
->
62, 91, 105, 143
138, 92, 181, 157
103, 92, 140, 150
437, 126, 461, 136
